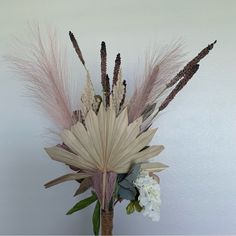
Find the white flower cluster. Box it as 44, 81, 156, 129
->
134, 171, 161, 221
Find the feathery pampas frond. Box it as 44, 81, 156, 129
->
9, 27, 74, 130
140, 41, 217, 131
128, 44, 183, 123
165, 40, 217, 89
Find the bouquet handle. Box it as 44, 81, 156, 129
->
101, 209, 113, 235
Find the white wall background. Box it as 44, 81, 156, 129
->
0, 0, 236, 235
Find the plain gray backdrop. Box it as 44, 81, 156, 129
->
0, 0, 236, 235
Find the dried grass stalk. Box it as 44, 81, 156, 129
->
69, 31, 85, 66
8, 27, 73, 130
100, 42, 110, 106
112, 53, 121, 87
128, 44, 183, 123
141, 41, 216, 131
112, 69, 125, 114
158, 64, 199, 112
166, 40, 217, 89
81, 76, 96, 117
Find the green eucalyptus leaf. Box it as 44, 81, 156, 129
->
66, 193, 97, 215
117, 174, 126, 182
118, 164, 140, 201
92, 200, 100, 236
118, 187, 136, 200
119, 180, 137, 195
125, 164, 141, 183
119, 179, 133, 189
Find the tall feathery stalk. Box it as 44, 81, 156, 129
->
69, 31, 96, 118
8, 27, 74, 130
165, 40, 217, 89
128, 45, 183, 123
153, 40, 217, 102
100, 41, 110, 106
141, 41, 217, 131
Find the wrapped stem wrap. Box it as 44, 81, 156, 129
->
101, 209, 114, 236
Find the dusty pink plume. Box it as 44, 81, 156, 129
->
128, 44, 184, 123
8, 26, 74, 131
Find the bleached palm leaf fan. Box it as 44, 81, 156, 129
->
10, 27, 216, 236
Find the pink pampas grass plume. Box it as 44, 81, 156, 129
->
8, 26, 74, 131
128, 43, 184, 123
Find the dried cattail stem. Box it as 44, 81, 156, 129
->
69, 31, 86, 66
158, 64, 199, 113
119, 80, 127, 109
112, 53, 121, 87
166, 40, 217, 89
100, 41, 110, 106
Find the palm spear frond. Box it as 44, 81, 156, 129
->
45, 103, 165, 174
44, 172, 91, 188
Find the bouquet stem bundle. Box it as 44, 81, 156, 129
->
9, 27, 216, 235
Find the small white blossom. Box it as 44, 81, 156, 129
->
134, 171, 161, 221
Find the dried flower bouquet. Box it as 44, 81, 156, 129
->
10, 28, 216, 235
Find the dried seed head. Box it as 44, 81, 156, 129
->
159, 64, 199, 112
69, 31, 85, 66
113, 53, 121, 87
167, 40, 217, 88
